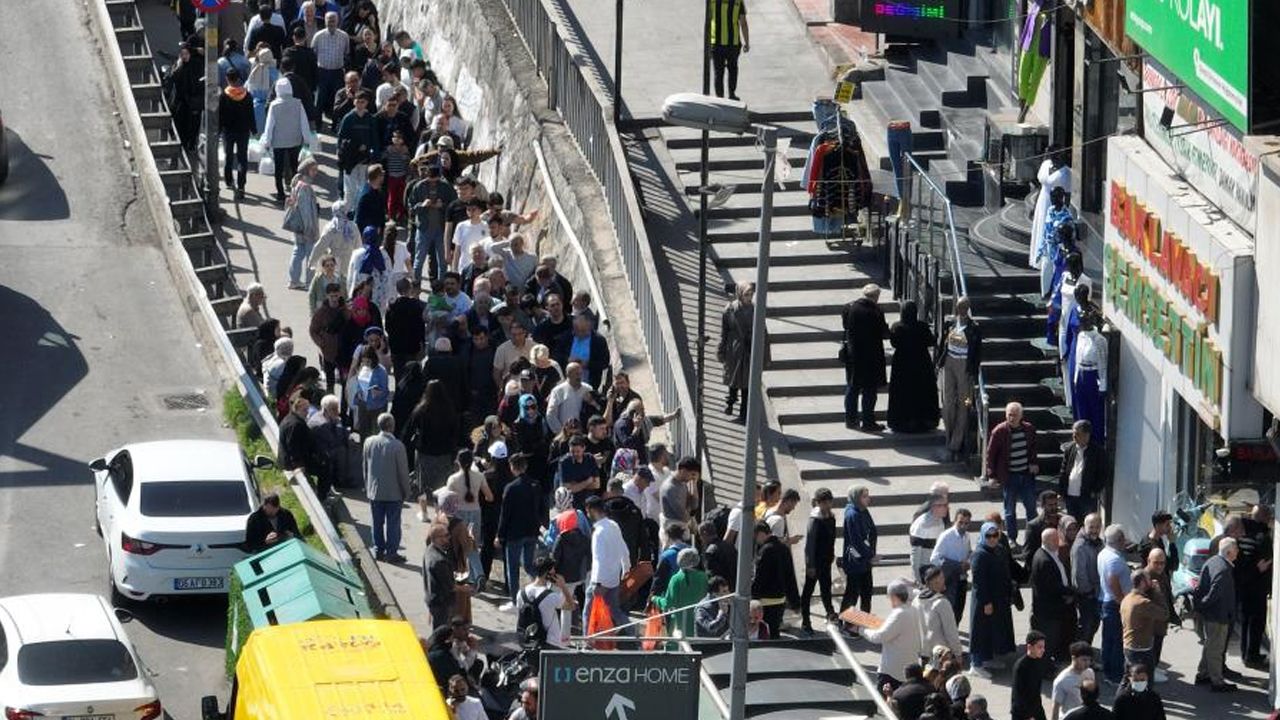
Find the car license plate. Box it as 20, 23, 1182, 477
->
65, 715, 114, 720
174, 576, 224, 590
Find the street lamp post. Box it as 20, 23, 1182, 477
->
662, 94, 775, 720
613, 0, 624, 123
695, 0, 711, 469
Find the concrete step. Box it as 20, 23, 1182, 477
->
794, 445, 968, 481
861, 82, 947, 153
766, 289, 896, 318
971, 313, 1049, 337
728, 263, 882, 291
966, 205, 1032, 267
982, 358, 1059, 383
764, 367, 847, 397
666, 132, 814, 151
915, 55, 989, 109
881, 67, 944, 129
768, 341, 852, 370
981, 336, 1057, 361
677, 153, 806, 174
984, 381, 1059, 406
773, 394, 878, 425
707, 212, 833, 238
698, 189, 812, 215
715, 238, 857, 268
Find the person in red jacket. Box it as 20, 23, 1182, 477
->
985, 402, 1039, 546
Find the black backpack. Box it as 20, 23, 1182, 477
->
551, 526, 591, 585
706, 505, 732, 540
517, 586, 556, 646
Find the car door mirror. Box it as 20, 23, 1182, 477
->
201, 696, 225, 720
252, 455, 276, 469
89, 458, 108, 472
114, 607, 134, 624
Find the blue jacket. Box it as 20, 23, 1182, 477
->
842, 503, 877, 574
354, 184, 387, 232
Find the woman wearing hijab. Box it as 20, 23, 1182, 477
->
261, 77, 311, 202
277, 365, 323, 419
248, 318, 284, 382
347, 225, 394, 310
163, 43, 204, 151
718, 282, 754, 422
653, 547, 708, 644
246, 45, 278, 134
272, 355, 307, 414
887, 300, 940, 433
311, 199, 361, 274
404, 379, 464, 518
510, 393, 551, 498
969, 521, 1016, 677
286, 154, 322, 289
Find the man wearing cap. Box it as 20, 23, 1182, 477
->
407, 158, 457, 281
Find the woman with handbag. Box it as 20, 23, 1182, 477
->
284, 154, 321, 289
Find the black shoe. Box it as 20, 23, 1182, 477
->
1194, 674, 1212, 685
861, 421, 885, 432
235, 188, 245, 200
729, 94, 741, 101
845, 418, 858, 430
732, 414, 746, 425
1244, 656, 1268, 670
724, 401, 735, 416
374, 550, 386, 561
1211, 682, 1239, 693
385, 552, 406, 564
1223, 667, 1245, 681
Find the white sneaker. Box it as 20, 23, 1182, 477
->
498, 602, 515, 613
969, 666, 993, 679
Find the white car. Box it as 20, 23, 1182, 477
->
0, 593, 161, 719
92, 440, 270, 602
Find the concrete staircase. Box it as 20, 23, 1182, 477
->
849, 40, 1019, 207
658, 121, 1011, 593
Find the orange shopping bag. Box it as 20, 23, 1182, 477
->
640, 604, 665, 651
587, 592, 617, 650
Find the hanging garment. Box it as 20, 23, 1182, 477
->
1057, 273, 1092, 358
1040, 207, 1073, 297
1029, 160, 1072, 270
1017, 1, 1051, 109
1061, 303, 1086, 409
808, 134, 873, 219
1072, 330, 1108, 444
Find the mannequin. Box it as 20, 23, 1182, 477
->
1050, 248, 1090, 347
1072, 315, 1108, 445
1061, 284, 1093, 409
1029, 148, 1072, 275
1040, 187, 1073, 297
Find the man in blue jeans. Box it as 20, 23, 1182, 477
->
496, 453, 543, 611
583, 496, 632, 635
406, 160, 456, 281
363, 412, 412, 562
1097, 524, 1131, 684
984, 402, 1038, 545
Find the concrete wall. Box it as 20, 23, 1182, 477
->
374, 0, 662, 413
1112, 339, 1169, 535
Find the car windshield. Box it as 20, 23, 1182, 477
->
139, 481, 250, 517
18, 639, 139, 685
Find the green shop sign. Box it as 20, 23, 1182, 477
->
1125, 0, 1249, 131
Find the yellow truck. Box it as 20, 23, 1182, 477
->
201, 618, 451, 719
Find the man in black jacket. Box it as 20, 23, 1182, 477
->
936, 296, 983, 461
840, 283, 889, 431
1111, 664, 1165, 720
1022, 490, 1060, 566
282, 26, 318, 103
423, 336, 467, 411
245, 4, 287, 60
888, 663, 932, 720
219, 69, 257, 198
278, 394, 316, 475
1057, 420, 1105, 520
1194, 538, 1238, 691
555, 313, 610, 388
424, 524, 457, 629
1029, 528, 1074, 665
1011, 631, 1047, 720
385, 276, 426, 377
496, 454, 544, 607
243, 492, 301, 553
751, 521, 799, 638
602, 477, 646, 566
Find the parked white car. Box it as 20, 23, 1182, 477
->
0, 593, 161, 719
91, 439, 270, 602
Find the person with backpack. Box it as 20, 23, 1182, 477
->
545, 487, 592, 616
516, 556, 576, 649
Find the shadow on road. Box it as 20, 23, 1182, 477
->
0, 284, 89, 486
126, 595, 229, 652
0, 129, 71, 221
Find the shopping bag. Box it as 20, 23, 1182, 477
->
307, 132, 322, 155
258, 153, 275, 176
247, 138, 264, 164
640, 604, 665, 651
619, 560, 653, 605
586, 593, 616, 650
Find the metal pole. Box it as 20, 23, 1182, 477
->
613, 0, 623, 123
728, 125, 776, 720
203, 16, 220, 215
695, 1, 711, 465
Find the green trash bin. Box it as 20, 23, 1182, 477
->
233, 537, 357, 589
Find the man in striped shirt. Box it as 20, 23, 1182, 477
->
984, 401, 1039, 546
707, 0, 750, 100
311, 12, 349, 124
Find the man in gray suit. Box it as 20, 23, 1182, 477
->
1195, 536, 1238, 692
363, 412, 412, 562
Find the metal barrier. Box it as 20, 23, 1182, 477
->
500, 0, 698, 461
826, 625, 900, 720
896, 154, 991, 466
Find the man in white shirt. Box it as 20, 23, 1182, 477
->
492, 323, 532, 387
763, 489, 802, 545
546, 363, 596, 433
451, 198, 490, 273
516, 555, 575, 649
930, 507, 972, 622
583, 496, 631, 634
1050, 642, 1095, 720
623, 467, 661, 521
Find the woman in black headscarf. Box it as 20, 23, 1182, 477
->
887, 300, 940, 433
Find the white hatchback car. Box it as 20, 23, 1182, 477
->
0, 593, 161, 720
92, 440, 269, 602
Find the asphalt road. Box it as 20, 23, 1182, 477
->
0, 0, 234, 717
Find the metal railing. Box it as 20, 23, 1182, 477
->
898, 154, 991, 466
500, 0, 698, 461
826, 625, 900, 720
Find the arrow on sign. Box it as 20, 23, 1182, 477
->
605, 693, 636, 720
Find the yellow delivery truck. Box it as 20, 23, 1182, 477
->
202, 618, 450, 719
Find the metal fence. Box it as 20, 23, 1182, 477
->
501, 0, 698, 461
892, 154, 991, 466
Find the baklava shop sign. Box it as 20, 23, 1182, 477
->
1103, 136, 1255, 435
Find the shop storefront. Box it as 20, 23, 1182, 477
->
1102, 135, 1263, 533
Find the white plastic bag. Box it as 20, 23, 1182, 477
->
307, 133, 321, 155
258, 153, 275, 176
247, 139, 264, 164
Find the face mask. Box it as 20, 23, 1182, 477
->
1131, 680, 1148, 692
